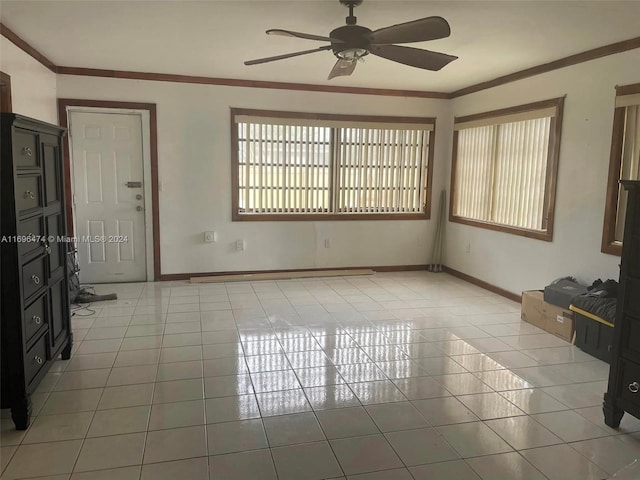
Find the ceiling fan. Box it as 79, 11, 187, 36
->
245, 0, 457, 80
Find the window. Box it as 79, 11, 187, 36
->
449, 97, 564, 241
602, 83, 640, 255
230, 109, 435, 220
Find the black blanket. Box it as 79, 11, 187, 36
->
571, 279, 618, 324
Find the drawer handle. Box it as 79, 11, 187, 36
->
31, 275, 41, 285
22, 147, 33, 157
44, 240, 52, 254
41, 239, 52, 255
34, 356, 43, 365
24, 190, 35, 200
33, 315, 42, 325
629, 382, 639, 393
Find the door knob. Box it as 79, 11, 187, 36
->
136, 206, 143, 212
136, 194, 142, 200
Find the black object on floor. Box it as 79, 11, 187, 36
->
75, 290, 118, 303
572, 279, 618, 325
573, 310, 613, 363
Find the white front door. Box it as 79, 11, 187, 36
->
70, 111, 147, 283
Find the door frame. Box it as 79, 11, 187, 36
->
58, 99, 161, 281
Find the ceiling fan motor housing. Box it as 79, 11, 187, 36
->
330, 25, 372, 59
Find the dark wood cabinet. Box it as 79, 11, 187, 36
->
1, 113, 72, 430
604, 180, 640, 427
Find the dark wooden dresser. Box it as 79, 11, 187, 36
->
604, 180, 640, 427
1, 113, 73, 430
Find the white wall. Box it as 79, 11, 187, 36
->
9, 34, 637, 286
57, 75, 452, 275
0, 36, 57, 124
447, 49, 640, 294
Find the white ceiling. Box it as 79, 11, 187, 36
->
1, 0, 639, 92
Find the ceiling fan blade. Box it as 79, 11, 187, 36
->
245, 45, 332, 66
267, 29, 343, 43
369, 16, 451, 44
327, 58, 357, 80
371, 44, 457, 71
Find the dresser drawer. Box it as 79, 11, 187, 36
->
17, 215, 45, 257
22, 255, 46, 300
624, 278, 640, 318
25, 333, 48, 387
619, 359, 640, 408
629, 191, 640, 235
623, 314, 640, 365
15, 175, 42, 215
628, 235, 640, 279
13, 130, 39, 169
24, 294, 47, 345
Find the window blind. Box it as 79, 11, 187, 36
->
452, 100, 560, 233
238, 123, 331, 214
235, 112, 433, 217
492, 117, 551, 230
454, 125, 495, 222
335, 127, 429, 213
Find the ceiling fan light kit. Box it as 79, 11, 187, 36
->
245, 0, 458, 80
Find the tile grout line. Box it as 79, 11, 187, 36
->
3, 273, 627, 479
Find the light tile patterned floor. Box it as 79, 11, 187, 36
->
2, 272, 639, 480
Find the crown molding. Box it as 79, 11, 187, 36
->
0, 22, 57, 72
450, 36, 640, 98
2, 21, 639, 99
54, 66, 449, 99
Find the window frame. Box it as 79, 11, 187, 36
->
448, 97, 565, 241
230, 108, 436, 221
601, 82, 640, 256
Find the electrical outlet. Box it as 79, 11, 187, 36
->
324, 239, 330, 248
204, 231, 216, 243
236, 240, 244, 251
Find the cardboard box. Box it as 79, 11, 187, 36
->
521, 291, 545, 329
521, 290, 575, 342
543, 302, 575, 342
544, 279, 588, 309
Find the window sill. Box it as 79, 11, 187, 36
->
232, 212, 431, 221
601, 241, 622, 257
449, 215, 552, 241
